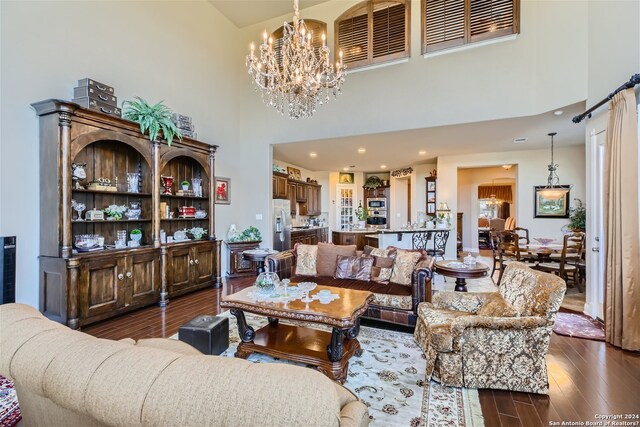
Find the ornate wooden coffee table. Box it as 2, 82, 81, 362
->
221, 285, 373, 383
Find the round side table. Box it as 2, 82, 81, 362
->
434, 260, 489, 292
243, 249, 279, 275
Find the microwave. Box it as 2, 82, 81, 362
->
367, 198, 386, 210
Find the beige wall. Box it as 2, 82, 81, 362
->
0, 1, 240, 306
438, 145, 587, 257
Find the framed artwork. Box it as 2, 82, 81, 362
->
534, 186, 570, 218
427, 181, 436, 191
339, 172, 354, 184
287, 167, 302, 181
215, 177, 231, 204
427, 203, 436, 214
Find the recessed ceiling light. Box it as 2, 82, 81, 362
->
553, 110, 563, 116
418, 150, 427, 155
380, 164, 387, 169
502, 164, 513, 170
357, 148, 366, 153
343, 167, 349, 171
309, 152, 317, 158
513, 137, 528, 144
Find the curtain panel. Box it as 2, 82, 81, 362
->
478, 185, 513, 203
604, 88, 640, 351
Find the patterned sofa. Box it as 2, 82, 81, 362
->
414, 262, 566, 394
1, 303, 369, 426
267, 244, 435, 327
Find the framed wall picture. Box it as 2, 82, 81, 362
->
534, 186, 570, 218
427, 181, 436, 191
215, 177, 231, 204
339, 172, 354, 184
287, 166, 302, 181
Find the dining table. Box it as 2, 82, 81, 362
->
518, 243, 564, 263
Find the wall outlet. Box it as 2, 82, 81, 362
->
255, 214, 263, 220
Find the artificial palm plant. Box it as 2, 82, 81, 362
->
122, 97, 182, 146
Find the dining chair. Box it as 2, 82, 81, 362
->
489, 228, 501, 277
537, 232, 585, 291
478, 217, 490, 228
489, 218, 506, 232
513, 227, 530, 245
505, 216, 516, 230
496, 230, 521, 285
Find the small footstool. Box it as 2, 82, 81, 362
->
179, 315, 229, 355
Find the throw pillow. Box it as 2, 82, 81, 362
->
334, 255, 374, 281
370, 248, 396, 283
295, 244, 318, 276
477, 293, 520, 317
316, 242, 357, 277
389, 249, 421, 285
387, 246, 428, 262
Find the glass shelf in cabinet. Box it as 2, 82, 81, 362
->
72, 189, 152, 197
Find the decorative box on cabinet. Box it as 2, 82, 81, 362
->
225, 241, 261, 277
33, 99, 221, 329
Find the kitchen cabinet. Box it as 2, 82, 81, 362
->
364, 185, 389, 199
288, 182, 297, 215
272, 172, 289, 199
332, 232, 367, 250
307, 184, 321, 216
165, 241, 218, 298
226, 241, 261, 277
78, 249, 160, 326
291, 228, 328, 246
296, 183, 308, 202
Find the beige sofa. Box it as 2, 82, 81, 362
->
0, 303, 369, 426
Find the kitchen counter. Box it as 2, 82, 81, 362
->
378, 227, 452, 233
291, 226, 328, 231
332, 229, 377, 234
378, 228, 452, 250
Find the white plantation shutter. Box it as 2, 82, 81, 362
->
423, 0, 519, 53
336, 0, 409, 69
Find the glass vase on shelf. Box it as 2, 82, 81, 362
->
127, 173, 140, 193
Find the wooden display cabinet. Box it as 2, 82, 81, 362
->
426, 176, 437, 216
33, 99, 221, 329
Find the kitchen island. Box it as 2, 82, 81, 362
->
332, 229, 377, 250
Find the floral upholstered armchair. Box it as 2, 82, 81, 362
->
414, 262, 566, 394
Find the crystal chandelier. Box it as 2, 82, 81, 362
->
246, 0, 346, 119
540, 132, 571, 197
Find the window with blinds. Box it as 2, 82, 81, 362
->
336, 0, 410, 69
422, 0, 519, 54
272, 20, 327, 70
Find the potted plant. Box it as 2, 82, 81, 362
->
122, 97, 182, 146
103, 204, 127, 221
355, 203, 368, 229
181, 180, 190, 191
564, 198, 586, 233
364, 176, 383, 191
130, 228, 142, 241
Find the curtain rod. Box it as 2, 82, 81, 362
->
572, 73, 640, 123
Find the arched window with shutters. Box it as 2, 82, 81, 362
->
422, 0, 520, 54
335, 0, 410, 70
272, 19, 328, 70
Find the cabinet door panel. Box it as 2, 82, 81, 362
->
168, 247, 192, 293
130, 251, 160, 305
80, 256, 126, 319
194, 244, 215, 284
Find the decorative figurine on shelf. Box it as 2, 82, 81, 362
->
161, 176, 174, 195
71, 199, 86, 221
125, 201, 141, 220
191, 178, 203, 197
129, 229, 142, 247
127, 172, 140, 193
189, 227, 207, 240
71, 163, 87, 190
180, 180, 190, 191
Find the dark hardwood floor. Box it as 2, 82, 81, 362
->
84, 277, 640, 427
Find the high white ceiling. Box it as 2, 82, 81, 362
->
209, 0, 330, 28
272, 101, 587, 172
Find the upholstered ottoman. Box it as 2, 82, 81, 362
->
179, 315, 229, 355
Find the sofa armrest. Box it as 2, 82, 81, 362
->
452, 315, 549, 333
432, 291, 494, 313
411, 257, 435, 310
266, 250, 294, 279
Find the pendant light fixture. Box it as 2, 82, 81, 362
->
539, 132, 571, 197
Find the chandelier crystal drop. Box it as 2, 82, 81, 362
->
246, 0, 346, 119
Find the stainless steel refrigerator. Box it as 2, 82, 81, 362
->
272, 199, 292, 251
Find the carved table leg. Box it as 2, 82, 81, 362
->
346, 319, 360, 340
267, 317, 279, 326
327, 328, 345, 362
230, 309, 255, 342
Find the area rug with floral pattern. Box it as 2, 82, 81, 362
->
0, 375, 21, 427
214, 311, 484, 427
